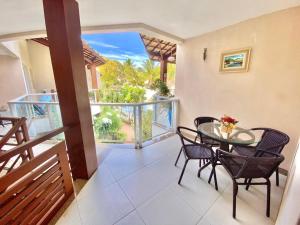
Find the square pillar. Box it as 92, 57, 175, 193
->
43, 0, 98, 179
160, 59, 168, 83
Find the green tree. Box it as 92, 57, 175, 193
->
120, 84, 146, 103
122, 59, 146, 86
99, 60, 124, 87
141, 59, 160, 87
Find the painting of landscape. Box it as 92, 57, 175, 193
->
220, 48, 251, 72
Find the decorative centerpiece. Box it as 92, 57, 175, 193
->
220, 115, 238, 138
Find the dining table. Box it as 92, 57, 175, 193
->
198, 122, 261, 151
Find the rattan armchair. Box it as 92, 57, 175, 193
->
232, 128, 289, 186
174, 117, 220, 167
217, 149, 284, 218
194, 116, 221, 147
176, 126, 218, 190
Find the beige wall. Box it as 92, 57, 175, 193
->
175, 6, 300, 170
27, 40, 56, 92
0, 55, 27, 107
26, 40, 94, 92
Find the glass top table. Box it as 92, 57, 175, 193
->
198, 122, 261, 151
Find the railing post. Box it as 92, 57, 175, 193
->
134, 105, 143, 149
172, 100, 179, 132
138, 105, 143, 148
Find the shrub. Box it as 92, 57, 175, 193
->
94, 107, 126, 141
151, 79, 170, 96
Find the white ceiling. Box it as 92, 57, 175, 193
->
0, 0, 299, 40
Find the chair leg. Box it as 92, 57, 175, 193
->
212, 164, 218, 191
266, 179, 271, 217
194, 135, 198, 143
208, 159, 217, 184
178, 160, 188, 185
208, 170, 213, 184
197, 160, 210, 178
175, 147, 183, 166
233, 181, 238, 218
246, 178, 252, 190
276, 168, 279, 186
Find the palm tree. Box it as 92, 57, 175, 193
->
141, 59, 159, 87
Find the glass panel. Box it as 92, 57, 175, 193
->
8, 95, 63, 140
91, 104, 135, 144
141, 101, 173, 142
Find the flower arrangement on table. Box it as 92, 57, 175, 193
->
220, 115, 238, 137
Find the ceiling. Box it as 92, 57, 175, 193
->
0, 0, 299, 40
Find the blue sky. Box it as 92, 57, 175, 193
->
81, 32, 149, 67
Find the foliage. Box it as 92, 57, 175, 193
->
120, 84, 145, 103
99, 60, 124, 87
98, 58, 175, 101
94, 107, 126, 141
123, 59, 146, 86
96, 84, 145, 103
151, 79, 170, 96
142, 109, 153, 141
140, 59, 160, 87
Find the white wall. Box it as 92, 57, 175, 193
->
175, 6, 300, 170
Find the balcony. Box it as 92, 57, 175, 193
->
53, 135, 286, 225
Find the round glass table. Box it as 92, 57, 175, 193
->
198, 122, 260, 151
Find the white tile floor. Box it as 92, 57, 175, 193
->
55, 135, 286, 225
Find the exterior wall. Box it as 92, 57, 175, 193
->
175, 6, 300, 170
27, 40, 56, 92
0, 55, 27, 107
27, 40, 94, 92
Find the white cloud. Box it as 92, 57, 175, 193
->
86, 40, 119, 49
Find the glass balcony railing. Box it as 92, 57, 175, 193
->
8, 93, 179, 148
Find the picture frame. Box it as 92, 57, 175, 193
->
220, 48, 251, 73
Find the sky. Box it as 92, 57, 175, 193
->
81, 32, 149, 67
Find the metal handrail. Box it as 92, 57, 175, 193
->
8, 95, 178, 107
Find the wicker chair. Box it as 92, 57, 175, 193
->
174, 116, 220, 166
176, 126, 218, 190
194, 116, 221, 146
232, 128, 289, 186
217, 149, 284, 218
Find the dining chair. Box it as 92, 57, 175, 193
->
231, 128, 289, 186
194, 116, 221, 147
176, 126, 218, 190
174, 116, 220, 167
217, 149, 284, 218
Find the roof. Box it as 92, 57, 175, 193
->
32, 38, 106, 67
140, 34, 176, 64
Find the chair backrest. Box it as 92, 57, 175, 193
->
194, 116, 219, 129
177, 126, 198, 146
177, 126, 213, 158
254, 128, 289, 154
218, 150, 284, 179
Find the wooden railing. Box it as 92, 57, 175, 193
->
0, 117, 33, 175
0, 127, 73, 225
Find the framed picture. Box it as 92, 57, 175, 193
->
220, 48, 251, 73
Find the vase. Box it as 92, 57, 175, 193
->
221, 124, 234, 138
